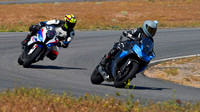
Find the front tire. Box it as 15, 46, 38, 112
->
23, 46, 43, 68
114, 61, 139, 88
17, 53, 24, 65
91, 65, 104, 84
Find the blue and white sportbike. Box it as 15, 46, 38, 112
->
91, 35, 155, 88
18, 25, 58, 68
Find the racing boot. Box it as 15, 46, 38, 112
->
98, 48, 119, 81
99, 55, 109, 67
100, 47, 119, 67
98, 55, 110, 81
46, 51, 57, 61
21, 34, 31, 46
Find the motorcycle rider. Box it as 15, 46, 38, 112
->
98, 20, 158, 80
21, 14, 77, 60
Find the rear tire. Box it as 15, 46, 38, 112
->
23, 46, 43, 68
114, 61, 139, 88
91, 65, 104, 84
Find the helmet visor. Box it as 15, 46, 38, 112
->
65, 22, 76, 29
146, 24, 156, 37
68, 22, 76, 29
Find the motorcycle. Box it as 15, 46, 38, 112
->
18, 25, 58, 68
91, 35, 155, 88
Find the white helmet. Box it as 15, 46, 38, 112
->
142, 20, 158, 38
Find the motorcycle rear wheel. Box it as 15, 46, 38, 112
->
23, 46, 43, 68
91, 65, 104, 84
114, 61, 139, 88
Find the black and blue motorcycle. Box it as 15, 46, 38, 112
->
91, 35, 155, 88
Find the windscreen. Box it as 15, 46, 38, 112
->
46, 29, 56, 39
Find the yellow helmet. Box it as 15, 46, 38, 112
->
64, 14, 77, 29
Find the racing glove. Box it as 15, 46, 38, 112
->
29, 24, 41, 35
123, 31, 133, 38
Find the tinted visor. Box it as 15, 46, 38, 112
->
67, 22, 76, 29
146, 24, 157, 37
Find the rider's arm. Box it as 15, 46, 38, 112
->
38, 21, 47, 27
122, 28, 142, 39
38, 20, 63, 27
28, 21, 47, 33
29, 20, 62, 33
66, 29, 75, 43
44, 20, 63, 26
57, 29, 75, 48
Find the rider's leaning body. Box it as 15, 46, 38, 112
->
21, 14, 77, 60
99, 20, 158, 80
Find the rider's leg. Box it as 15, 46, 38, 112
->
98, 43, 120, 80
21, 25, 41, 46
46, 46, 59, 60
100, 42, 120, 67
21, 33, 32, 46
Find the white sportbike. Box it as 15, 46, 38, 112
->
18, 25, 58, 68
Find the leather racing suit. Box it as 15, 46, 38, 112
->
99, 27, 154, 80
24, 19, 75, 60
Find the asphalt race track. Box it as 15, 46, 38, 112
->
0, 29, 200, 102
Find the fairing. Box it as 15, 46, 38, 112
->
27, 26, 58, 47
26, 26, 58, 60
111, 36, 155, 78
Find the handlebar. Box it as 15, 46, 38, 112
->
119, 35, 138, 42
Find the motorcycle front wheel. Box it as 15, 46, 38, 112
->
17, 53, 24, 65
23, 46, 43, 68
114, 60, 139, 88
90, 65, 104, 84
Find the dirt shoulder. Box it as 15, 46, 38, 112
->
144, 55, 200, 88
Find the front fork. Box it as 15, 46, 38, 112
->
28, 44, 38, 55
116, 58, 134, 80
119, 58, 133, 74
23, 44, 45, 62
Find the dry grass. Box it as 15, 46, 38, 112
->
144, 56, 200, 88
0, 87, 125, 112
0, 1, 200, 111
0, 87, 199, 112
0, 0, 200, 31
